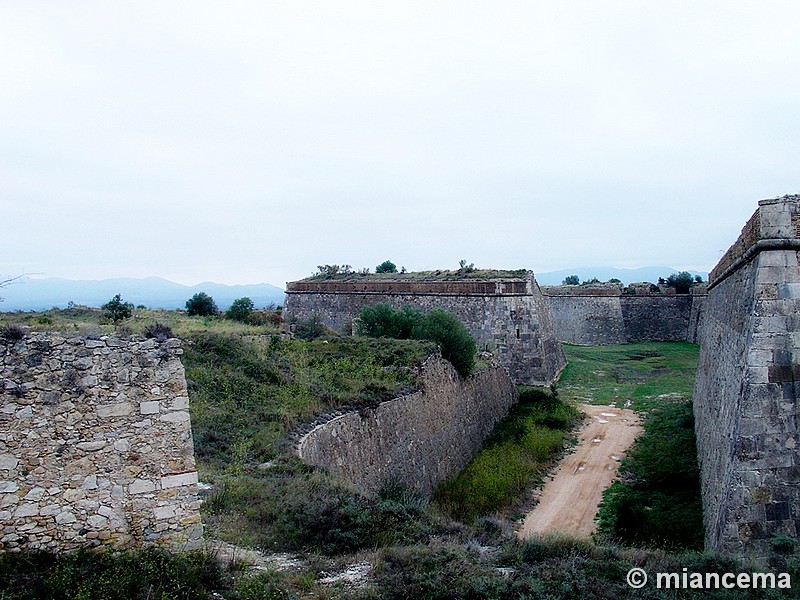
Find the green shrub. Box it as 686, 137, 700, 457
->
0, 547, 224, 600
227, 297, 255, 322
413, 309, 476, 377
101, 294, 133, 324
358, 304, 420, 339
185, 292, 218, 317
357, 304, 476, 377
376, 260, 398, 273
143, 322, 173, 341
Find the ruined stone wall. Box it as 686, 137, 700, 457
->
284, 273, 565, 386
541, 287, 700, 345
0, 333, 202, 552
694, 196, 800, 563
296, 354, 518, 497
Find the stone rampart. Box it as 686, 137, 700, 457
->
295, 353, 518, 496
284, 272, 565, 386
0, 333, 202, 552
541, 287, 703, 345
694, 195, 800, 562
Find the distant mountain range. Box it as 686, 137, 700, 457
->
534, 267, 707, 286
0, 277, 286, 312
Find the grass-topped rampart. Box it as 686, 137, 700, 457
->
302, 268, 529, 281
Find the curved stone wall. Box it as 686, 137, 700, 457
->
296, 354, 518, 497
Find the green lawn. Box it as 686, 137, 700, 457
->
557, 342, 700, 411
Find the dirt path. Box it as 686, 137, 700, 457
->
517, 404, 642, 539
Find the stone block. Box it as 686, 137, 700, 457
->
159, 411, 190, 424
129, 479, 157, 495
0, 481, 19, 493
13, 504, 39, 518
55, 511, 77, 525
0, 454, 18, 471
96, 402, 133, 418
160, 472, 198, 490
139, 401, 160, 415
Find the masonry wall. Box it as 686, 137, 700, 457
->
284, 273, 566, 386
296, 354, 518, 497
0, 333, 202, 552
694, 196, 800, 563
542, 287, 701, 345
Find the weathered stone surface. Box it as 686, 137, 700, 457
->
0, 334, 202, 552
284, 271, 565, 386
297, 354, 518, 497
694, 196, 800, 565
541, 286, 705, 345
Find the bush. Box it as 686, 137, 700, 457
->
101, 294, 133, 324
665, 271, 694, 294
413, 309, 476, 377
357, 304, 476, 377
562, 275, 580, 285
0, 324, 26, 341
143, 322, 173, 341
358, 304, 420, 339
226, 297, 255, 322
185, 292, 218, 317
292, 315, 326, 340
376, 260, 398, 273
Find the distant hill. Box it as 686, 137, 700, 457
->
534, 267, 707, 286
0, 277, 285, 312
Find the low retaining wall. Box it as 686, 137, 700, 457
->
0, 333, 202, 552
295, 354, 518, 497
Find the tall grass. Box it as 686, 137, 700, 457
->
434, 388, 580, 521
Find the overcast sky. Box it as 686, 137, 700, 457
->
2, 1, 799, 287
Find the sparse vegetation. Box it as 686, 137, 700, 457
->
143, 321, 173, 341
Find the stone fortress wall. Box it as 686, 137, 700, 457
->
541, 286, 705, 346
693, 196, 800, 562
0, 333, 202, 552
296, 353, 518, 497
284, 272, 566, 386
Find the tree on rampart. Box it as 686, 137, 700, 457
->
665, 271, 694, 294
375, 260, 397, 274
562, 275, 580, 285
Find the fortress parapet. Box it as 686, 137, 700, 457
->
284, 271, 565, 386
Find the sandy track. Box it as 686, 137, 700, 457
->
517, 403, 642, 539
